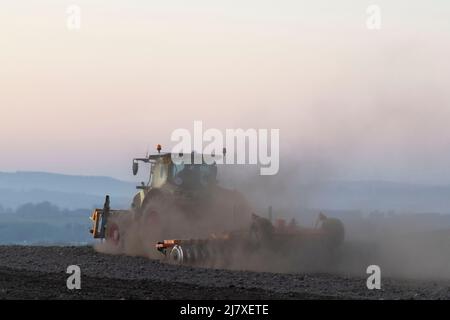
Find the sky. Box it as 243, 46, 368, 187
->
0, 0, 449, 183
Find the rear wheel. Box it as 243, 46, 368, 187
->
106, 222, 121, 246
169, 245, 184, 265
321, 218, 345, 249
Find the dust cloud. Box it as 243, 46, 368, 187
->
94, 158, 450, 280
219, 163, 450, 280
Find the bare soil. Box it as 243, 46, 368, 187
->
0, 246, 448, 300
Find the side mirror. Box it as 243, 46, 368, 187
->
132, 161, 139, 176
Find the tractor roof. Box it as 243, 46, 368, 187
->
134, 152, 222, 163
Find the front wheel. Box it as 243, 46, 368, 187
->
106, 222, 121, 246
168, 245, 184, 265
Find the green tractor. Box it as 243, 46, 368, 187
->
90, 145, 345, 268
90, 146, 252, 257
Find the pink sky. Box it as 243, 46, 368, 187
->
1, 1, 449, 182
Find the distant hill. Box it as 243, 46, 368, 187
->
0, 171, 136, 210
1, 171, 449, 214
0, 171, 135, 196
304, 180, 450, 214
0, 171, 449, 245
230, 175, 450, 215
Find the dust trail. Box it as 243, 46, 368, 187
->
94, 185, 254, 260
94, 163, 450, 280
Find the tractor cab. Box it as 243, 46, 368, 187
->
91, 145, 223, 240
132, 151, 218, 190
130, 146, 221, 209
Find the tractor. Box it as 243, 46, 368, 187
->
90, 146, 252, 257
90, 145, 345, 268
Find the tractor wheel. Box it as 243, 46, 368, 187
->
106, 222, 121, 246
183, 245, 195, 264
169, 245, 184, 265
321, 218, 345, 249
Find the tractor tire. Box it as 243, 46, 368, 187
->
321, 218, 345, 249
